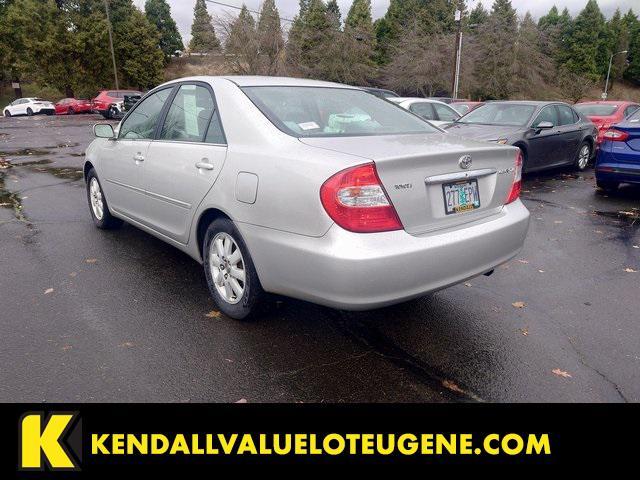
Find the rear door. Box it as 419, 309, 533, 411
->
99, 87, 174, 222
141, 82, 227, 244
527, 105, 563, 170
555, 104, 583, 163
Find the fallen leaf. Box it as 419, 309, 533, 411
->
517, 259, 529, 264
442, 379, 465, 394
235, 398, 248, 403
205, 310, 221, 318
538, 269, 545, 273
552, 368, 572, 378
62, 345, 72, 351
624, 268, 637, 273
119, 342, 134, 348
633, 245, 639, 249
69, 272, 77, 277
554, 220, 563, 224
512, 301, 526, 309
85, 258, 98, 264
594, 230, 604, 234
44, 288, 54, 295
520, 327, 529, 336
464, 282, 472, 287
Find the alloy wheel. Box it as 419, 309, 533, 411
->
577, 144, 590, 170
89, 177, 104, 220
209, 232, 246, 305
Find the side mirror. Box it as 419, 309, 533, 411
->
93, 123, 115, 139
535, 121, 554, 130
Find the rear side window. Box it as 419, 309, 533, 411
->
556, 105, 577, 126
532, 106, 558, 127
409, 102, 436, 120
624, 105, 639, 118
433, 103, 460, 121
119, 88, 172, 140
160, 84, 215, 142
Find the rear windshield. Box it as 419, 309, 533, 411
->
458, 103, 536, 126
242, 86, 438, 137
574, 104, 618, 116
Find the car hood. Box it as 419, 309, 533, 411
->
444, 123, 525, 142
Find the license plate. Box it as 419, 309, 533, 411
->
442, 180, 480, 215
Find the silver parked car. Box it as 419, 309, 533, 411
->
85, 76, 530, 319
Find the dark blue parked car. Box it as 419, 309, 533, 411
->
595, 109, 640, 192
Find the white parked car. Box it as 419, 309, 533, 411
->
2, 97, 55, 117
389, 97, 461, 128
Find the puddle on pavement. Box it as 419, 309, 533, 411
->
0, 171, 26, 222
592, 209, 640, 227
0, 148, 51, 157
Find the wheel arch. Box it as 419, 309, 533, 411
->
196, 208, 233, 261
83, 161, 95, 182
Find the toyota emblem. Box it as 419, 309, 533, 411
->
459, 155, 472, 169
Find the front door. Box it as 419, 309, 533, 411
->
527, 105, 563, 170
141, 83, 227, 244
99, 87, 174, 223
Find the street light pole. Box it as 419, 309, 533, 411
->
104, 0, 119, 90
451, 9, 462, 99
603, 50, 627, 100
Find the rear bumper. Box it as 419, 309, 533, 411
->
596, 163, 640, 184
239, 200, 530, 310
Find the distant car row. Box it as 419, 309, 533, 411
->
2, 89, 142, 119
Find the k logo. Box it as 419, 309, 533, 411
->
19, 412, 81, 471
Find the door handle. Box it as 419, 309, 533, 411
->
195, 161, 214, 171
133, 153, 145, 162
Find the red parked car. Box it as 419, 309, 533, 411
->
574, 100, 640, 146
91, 89, 142, 119
451, 101, 485, 116
54, 98, 92, 115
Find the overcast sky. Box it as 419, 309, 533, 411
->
133, 0, 639, 44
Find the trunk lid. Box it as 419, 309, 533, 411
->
301, 133, 519, 235
612, 121, 640, 162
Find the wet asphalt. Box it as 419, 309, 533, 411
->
0, 114, 638, 403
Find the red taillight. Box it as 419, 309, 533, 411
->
505, 149, 523, 204
602, 129, 629, 142
320, 163, 403, 233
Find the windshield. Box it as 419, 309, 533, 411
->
459, 103, 537, 126
574, 104, 618, 116
242, 86, 438, 137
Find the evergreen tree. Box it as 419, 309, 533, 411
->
257, 0, 284, 74
468, 1, 488, 26
472, 0, 518, 99
326, 0, 341, 29
562, 0, 607, 81
623, 10, 640, 84
346, 0, 373, 31
189, 0, 220, 53
225, 5, 259, 74
606, 9, 628, 82
145, 0, 184, 63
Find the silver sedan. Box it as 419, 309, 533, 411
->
85, 76, 530, 319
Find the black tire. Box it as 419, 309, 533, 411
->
68, 107, 75, 115
26, 107, 33, 116
575, 141, 591, 171
596, 179, 619, 193
4, 110, 10, 117
203, 218, 264, 320
86, 168, 123, 229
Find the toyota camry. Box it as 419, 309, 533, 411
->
84, 76, 530, 319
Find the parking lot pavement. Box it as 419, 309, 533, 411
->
1, 114, 638, 403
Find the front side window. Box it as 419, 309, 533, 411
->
624, 105, 639, 118
242, 86, 437, 137
160, 84, 215, 142
532, 106, 558, 127
459, 103, 536, 126
556, 105, 576, 126
119, 88, 172, 140
433, 103, 460, 122
409, 102, 436, 120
